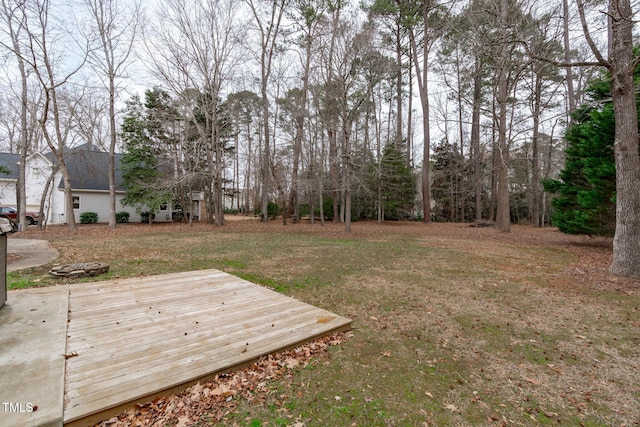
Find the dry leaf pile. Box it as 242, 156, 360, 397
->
95, 332, 351, 427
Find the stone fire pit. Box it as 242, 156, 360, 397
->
49, 262, 110, 279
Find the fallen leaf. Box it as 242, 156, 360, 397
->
285, 357, 299, 369
425, 391, 433, 398
175, 416, 190, 427
190, 383, 203, 398
444, 403, 458, 412
523, 377, 541, 385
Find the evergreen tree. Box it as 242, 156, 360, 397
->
120, 94, 173, 222
379, 143, 416, 220
544, 63, 640, 236
432, 141, 472, 222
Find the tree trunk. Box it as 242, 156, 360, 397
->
406, 49, 414, 169
471, 57, 483, 222
260, 85, 270, 222
608, 0, 640, 278
18, 45, 29, 229
329, 129, 339, 222
38, 167, 57, 229
214, 133, 225, 226
108, 75, 117, 228
563, 0, 576, 116
496, 0, 510, 233
530, 72, 542, 227
489, 127, 498, 223
344, 120, 352, 232
3, 1, 31, 227
288, 26, 312, 223
395, 25, 403, 151
408, 1, 432, 224
456, 50, 465, 222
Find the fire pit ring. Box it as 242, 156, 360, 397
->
49, 262, 110, 279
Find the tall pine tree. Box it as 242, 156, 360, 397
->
120, 94, 173, 222
544, 60, 640, 236
379, 144, 416, 220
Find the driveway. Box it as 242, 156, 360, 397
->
7, 238, 59, 271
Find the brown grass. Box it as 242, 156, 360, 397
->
12, 219, 640, 426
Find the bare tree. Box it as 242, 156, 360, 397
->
406, 0, 446, 224
147, 0, 242, 226
70, 90, 109, 152
243, 0, 288, 222
286, 0, 326, 223
83, 0, 140, 228
1, 0, 31, 227
562, 0, 576, 116
13, 0, 88, 230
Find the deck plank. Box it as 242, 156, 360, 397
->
63, 269, 350, 425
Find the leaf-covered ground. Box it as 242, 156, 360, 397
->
13, 219, 640, 426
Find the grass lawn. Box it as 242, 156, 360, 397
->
9, 220, 640, 426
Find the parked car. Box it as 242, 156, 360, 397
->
0, 206, 40, 225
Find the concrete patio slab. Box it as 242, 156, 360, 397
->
0, 285, 69, 427
7, 239, 59, 272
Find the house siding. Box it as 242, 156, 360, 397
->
0, 179, 15, 206
69, 191, 172, 224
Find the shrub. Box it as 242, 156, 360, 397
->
254, 201, 281, 220
298, 198, 336, 220
116, 211, 130, 223
80, 212, 98, 224
140, 211, 155, 223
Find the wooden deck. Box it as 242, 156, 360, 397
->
63, 269, 351, 426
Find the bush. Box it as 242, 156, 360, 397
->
116, 211, 130, 223
140, 211, 155, 223
298, 197, 336, 220
255, 201, 281, 219
80, 212, 98, 224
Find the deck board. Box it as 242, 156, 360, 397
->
63, 269, 351, 426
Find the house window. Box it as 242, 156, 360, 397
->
73, 196, 80, 210
159, 203, 167, 211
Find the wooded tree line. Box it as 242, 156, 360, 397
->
1, 0, 639, 278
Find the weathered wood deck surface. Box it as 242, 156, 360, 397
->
63, 269, 351, 426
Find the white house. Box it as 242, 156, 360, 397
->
0, 144, 173, 225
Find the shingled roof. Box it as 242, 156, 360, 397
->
1, 144, 159, 192
52, 144, 126, 192
0, 153, 21, 180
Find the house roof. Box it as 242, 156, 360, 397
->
0, 153, 21, 180
1, 143, 163, 193
52, 144, 126, 192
